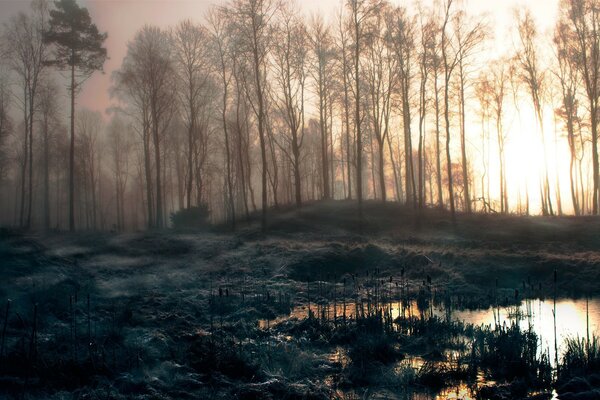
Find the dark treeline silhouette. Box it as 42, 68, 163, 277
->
0, 0, 599, 231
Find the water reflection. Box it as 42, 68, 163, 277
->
259, 298, 599, 399
451, 298, 600, 366
262, 298, 600, 361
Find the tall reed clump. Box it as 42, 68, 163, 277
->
472, 324, 552, 389
558, 335, 600, 384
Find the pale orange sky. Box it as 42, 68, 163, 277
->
0, 0, 558, 117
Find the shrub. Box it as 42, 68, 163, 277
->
170, 204, 210, 230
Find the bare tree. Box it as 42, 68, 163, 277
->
76, 109, 103, 229
0, 74, 12, 206
439, 0, 484, 220
231, 0, 279, 232
560, 0, 600, 214
474, 73, 491, 212
364, 3, 396, 203
172, 20, 212, 212
3, 0, 49, 228
515, 9, 554, 215
455, 10, 486, 214
430, 14, 444, 209
490, 59, 510, 213
555, 16, 583, 215
391, 7, 417, 207
336, 8, 355, 200
271, 3, 307, 208
107, 116, 131, 231
309, 15, 336, 200
113, 26, 175, 228
37, 78, 60, 229
347, 0, 382, 225
416, 7, 437, 208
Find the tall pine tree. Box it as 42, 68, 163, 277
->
44, 0, 107, 231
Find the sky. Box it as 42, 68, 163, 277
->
0, 0, 559, 118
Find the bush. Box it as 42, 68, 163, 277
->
170, 204, 210, 230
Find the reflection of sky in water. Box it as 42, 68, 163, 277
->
262, 299, 598, 399
268, 299, 600, 359
450, 299, 600, 366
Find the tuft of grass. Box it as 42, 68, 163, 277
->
559, 335, 600, 384
472, 324, 552, 389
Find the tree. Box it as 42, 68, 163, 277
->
44, 0, 107, 231
172, 20, 212, 211
111, 39, 154, 228
429, 14, 444, 209
364, 3, 396, 203
309, 15, 335, 200
555, 15, 583, 215
76, 109, 102, 229
490, 60, 510, 213
416, 8, 437, 208
0, 74, 12, 188
4, 0, 49, 228
347, 0, 382, 227
38, 78, 60, 230
439, 0, 484, 220
231, 0, 279, 232
271, 3, 307, 208
560, 0, 600, 214
107, 116, 130, 231
391, 7, 417, 207
455, 10, 486, 214
112, 26, 177, 229
440, 0, 456, 219
515, 9, 554, 216
336, 8, 355, 200
474, 73, 491, 212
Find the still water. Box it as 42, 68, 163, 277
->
451, 298, 600, 366
265, 298, 600, 355
262, 298, 600, 399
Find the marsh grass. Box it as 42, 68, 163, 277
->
558, 335, 600, 385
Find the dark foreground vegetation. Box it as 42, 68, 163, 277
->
1, 202, 600, 399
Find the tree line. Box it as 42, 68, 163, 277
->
0, 0, 599, 232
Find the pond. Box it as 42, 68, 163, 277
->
259, 297, 600, 399
263, 297, 600, 352
451, 298, 600, 367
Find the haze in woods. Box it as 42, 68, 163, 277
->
2, 0, 600, 399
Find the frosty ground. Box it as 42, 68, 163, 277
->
1, 201, 600, 399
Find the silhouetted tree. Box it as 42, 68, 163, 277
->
4, 0, 49, 228
45, 0, 107, 231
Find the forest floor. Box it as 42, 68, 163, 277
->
1, 200, 600, 399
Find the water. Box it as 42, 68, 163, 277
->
451, 298, 600, 366
262, 298, 600, 352
259, 298, 600, 399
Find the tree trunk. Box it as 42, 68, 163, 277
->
434, 72, 443, 209
444, 76, 455, 221
252, 29, 268, 232
459, 68, 470, 213
69, 59, 76, 231
591, 101, 599, 214
354, 11, 363, 230
43, 113, 50, 230
27, 90, 34, 228
221, 64, 235, 230
378, 137, 386, 202
19, 87, 27, 228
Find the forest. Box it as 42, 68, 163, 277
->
3, 0, 600, 399
0, 0, 599, 232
